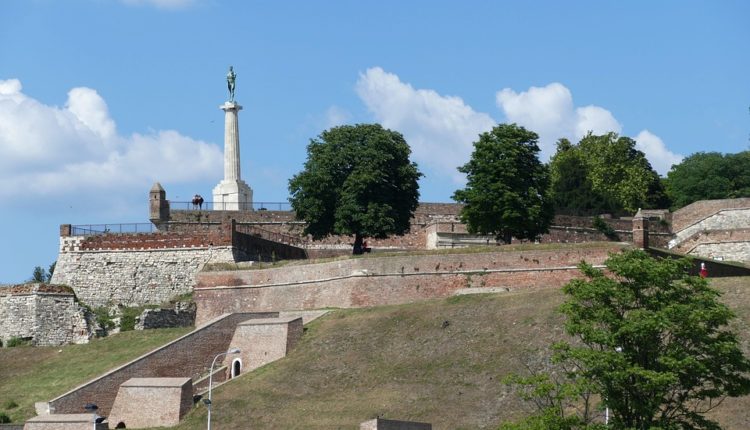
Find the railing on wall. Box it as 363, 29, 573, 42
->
71, 223, 157, 236
169, 201, 291, 211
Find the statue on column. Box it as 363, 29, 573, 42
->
227, 66, 237, 102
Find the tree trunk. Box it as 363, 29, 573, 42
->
353, 233, 364, 255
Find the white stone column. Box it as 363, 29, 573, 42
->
222, 102, 242, 181
212, 101, 253, 211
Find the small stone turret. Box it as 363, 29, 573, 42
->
149, 182, 170, 225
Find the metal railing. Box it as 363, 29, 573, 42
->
71, 223, 157, 236
169, 201, 291, 211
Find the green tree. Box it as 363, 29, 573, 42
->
452, 123, 553, 244
666, 151, 750, 209
577, 133, 667, 214
30, 261, 56, 283
559, 250, 750, 429
549, 138, 617, 216
288, 124, 422, 254
504, 251, 750, 430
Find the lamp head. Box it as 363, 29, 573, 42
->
228, 348, 240, 354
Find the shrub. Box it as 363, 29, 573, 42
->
6, 337, 29, 347
2, 400, 18, 410
0, 412, 10, 423
592, 216, 619, 240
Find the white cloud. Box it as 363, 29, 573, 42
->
496, 83, 623, 160
119, 0, 196, 10
356, 67, 495, 183
324, 105, 351, 128
0, 78, 222, 201
634, 130, 683, 175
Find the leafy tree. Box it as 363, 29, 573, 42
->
288, 124, 422, 254
560, 250, 750, 429
504, 251, 750, 429
666, 151, 750, 209
576, 133, 668, 214
30, 261, 56, 283
549, 138, 617, 216
452, 123, 553, 244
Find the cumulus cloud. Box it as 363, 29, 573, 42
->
356, 67, 495, 183
496, 83, 623, 160
634, 130, 683, 174
0, 78, 222, 201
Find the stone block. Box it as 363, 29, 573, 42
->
223, 316, 303, 375
360, 418, 432, 430
23, 414, 107, 430
108, 377, 193, 429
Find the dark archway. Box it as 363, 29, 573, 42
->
232, 358, 242, 378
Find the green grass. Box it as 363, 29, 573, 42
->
3, 275, 748, 429
0, 327, 191, 423
171, 277, 750, 430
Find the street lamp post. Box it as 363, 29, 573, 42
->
605, 346, 623, 427
84, 403, 98, 430
206, 348, 241, 430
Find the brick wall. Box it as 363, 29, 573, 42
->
194, 246, 622, 324
46, 312, 276, 416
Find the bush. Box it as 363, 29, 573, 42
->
0, 412, 10, 423
2, 400, 18, 410
592, 216, 619, 240
92, 307, 115, 331
6, 337, 29, 347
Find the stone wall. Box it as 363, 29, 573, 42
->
46, 312, 276, 416
135, 302, 196, 330
670, 207, 750, 248
672, 198, 750, 233
194, 245, 621, 325
108, 378, 193, 429
0, 284, 91, 347
51, 242, 238, 307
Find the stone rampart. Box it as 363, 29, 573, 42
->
0, 284, 90, 346
672, 198, 750, 233
46, 312, 276, 416
194, 245, 622, 324
51, 244, 238, 307
670, 207, 750, 249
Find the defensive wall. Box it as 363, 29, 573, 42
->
0, 284, 91, 346
51, 218, 306, 308
45, 312, 275, 417
193, 245, 622, 325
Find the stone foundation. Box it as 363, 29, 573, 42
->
108, 378, 193, 429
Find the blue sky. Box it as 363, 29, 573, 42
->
1, 0, 748, 283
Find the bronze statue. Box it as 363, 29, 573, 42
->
227, 66, 237, 102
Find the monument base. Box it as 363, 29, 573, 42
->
212, 179, 253, 211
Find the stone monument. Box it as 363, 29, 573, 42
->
212, 66, 253, 211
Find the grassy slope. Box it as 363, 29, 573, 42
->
172, 276, 750, 430
1, 277, 748, 429
0, 327, 191, 423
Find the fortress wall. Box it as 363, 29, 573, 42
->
194, 246, 621, 324
52, 243, 238, 307
672, 198, 750, 233
690, 242, 750, 264
0, 285, 90, 346
670, 208, 750, 247
47, 312, 275, 416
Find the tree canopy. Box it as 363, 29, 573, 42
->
549, 133, 669, 215
452, 123, 553, 244
288, 124, 422, 253
665, 151, 750, 209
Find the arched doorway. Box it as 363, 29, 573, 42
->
231, 358, 242, 378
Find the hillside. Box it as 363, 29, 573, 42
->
173, 277, 750, 430
1, 277, 748, 429
0, 327, 191, 423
